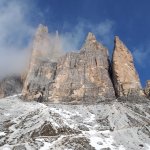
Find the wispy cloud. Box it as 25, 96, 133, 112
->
133, 44, 150, 67
60, 19, 115, 51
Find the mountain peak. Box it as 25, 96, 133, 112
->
80, 32, 106, 52
112, 36, 143, 97
35, 24, 48, 37
86, 32, 96, 42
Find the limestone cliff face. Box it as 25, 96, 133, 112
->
144, 80, 150, 98
112, 36, 143, 97
22, 31, 115, 103
49, 33, 115, 103
21, 25, 145, 102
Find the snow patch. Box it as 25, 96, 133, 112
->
119, 145, 126, 150
84, 114, 95, 123
4, 113, 10, 116
39, 142, 51, 150
0, 132, 6, 136
39, 136, 65, 150
1, 144, 11, 150
90, 136, 103, 150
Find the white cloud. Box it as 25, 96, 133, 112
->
0, 0, 115, 79
0, 0, 35, 79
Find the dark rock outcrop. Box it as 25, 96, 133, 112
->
144, 80, 150, 98
112, 36, 143, 97
0, 76, 22, 98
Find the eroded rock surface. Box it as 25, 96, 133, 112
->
112, 36, 143, 97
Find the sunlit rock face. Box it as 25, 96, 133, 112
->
144, 80, 150, 98
48, 32, 115, 103
112, 36, 143, 97
22, 31, 115, 103
0, 76, 22, 98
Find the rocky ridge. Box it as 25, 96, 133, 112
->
22, 25, 147, 102
0, 24, 149, 102
22, 26, 117, 103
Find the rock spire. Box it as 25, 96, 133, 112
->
112, 36, 143, 97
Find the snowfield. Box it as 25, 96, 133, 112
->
0, 95, 150, 150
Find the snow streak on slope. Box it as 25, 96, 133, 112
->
0, 96, 150, 150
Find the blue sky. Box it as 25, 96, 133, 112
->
0, 0, 150, 86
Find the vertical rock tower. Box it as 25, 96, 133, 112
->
22, 25, 60, 101
112, 36, 143, 97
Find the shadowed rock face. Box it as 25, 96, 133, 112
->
22, 31, 115, 103
145, 80, 150, 98
112, 36, 143, 97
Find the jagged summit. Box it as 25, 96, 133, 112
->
86, 32, 96, 42
114, 35, 120, 42
80, 32, 107, 53
114, 36, 131, 55
35, 24, 48, 36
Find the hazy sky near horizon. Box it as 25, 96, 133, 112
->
0, 0, 150, 86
